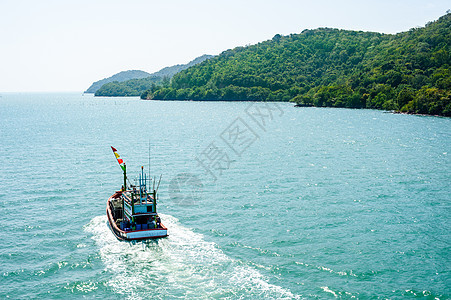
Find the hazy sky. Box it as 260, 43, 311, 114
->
0, 0, 449, 92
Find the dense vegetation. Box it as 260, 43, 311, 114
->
85, 70, 150, 94
143, 13, 451, 116
95, 76, 165, 97
94, 55, 213, 97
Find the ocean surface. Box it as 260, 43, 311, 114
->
0, 93, 449, 299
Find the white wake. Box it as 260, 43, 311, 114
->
84, 214, 299, 299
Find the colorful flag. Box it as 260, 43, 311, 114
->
111, 146, 126, 171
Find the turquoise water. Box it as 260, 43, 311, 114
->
0, 93, 449, 299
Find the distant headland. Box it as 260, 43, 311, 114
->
85, 55, 213, 97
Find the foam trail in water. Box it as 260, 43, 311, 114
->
85, 215, 299, 299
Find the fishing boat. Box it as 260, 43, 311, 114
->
107, 146, 168, 240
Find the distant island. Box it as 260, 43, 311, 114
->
86, 55, 213, 97
85, 70, 151, 94
142, 13, 450, 117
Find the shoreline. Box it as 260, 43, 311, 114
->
86, 94, 451, 118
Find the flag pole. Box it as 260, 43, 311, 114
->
123, 163, 127, 191
111, 146, 128, 191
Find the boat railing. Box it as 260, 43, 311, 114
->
122, 190, 154, 206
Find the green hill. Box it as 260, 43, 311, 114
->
85, 70, 151, 94
143, 13, 451, 116
94, 55, 214, 97
94, 76, 163, 97
149, 54, 214, 78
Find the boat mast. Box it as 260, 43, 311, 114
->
111, 146, 127, 191
123, 163, 127, 191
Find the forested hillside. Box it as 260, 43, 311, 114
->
95, 55, 213, 97
95, 76, 163, 97
143, 13, 451, 116
85, 70, 150, 94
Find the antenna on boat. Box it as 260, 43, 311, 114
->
156, 174, 162, 193
148, 139, 151, 182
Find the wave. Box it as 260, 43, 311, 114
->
84, 214, 299, 299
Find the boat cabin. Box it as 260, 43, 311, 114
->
113, 167, 162, 231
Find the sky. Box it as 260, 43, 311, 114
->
0, 0, 449, 92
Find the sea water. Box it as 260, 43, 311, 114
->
0, 93, 449, 299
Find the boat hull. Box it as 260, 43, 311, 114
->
107, 194, 168, 241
